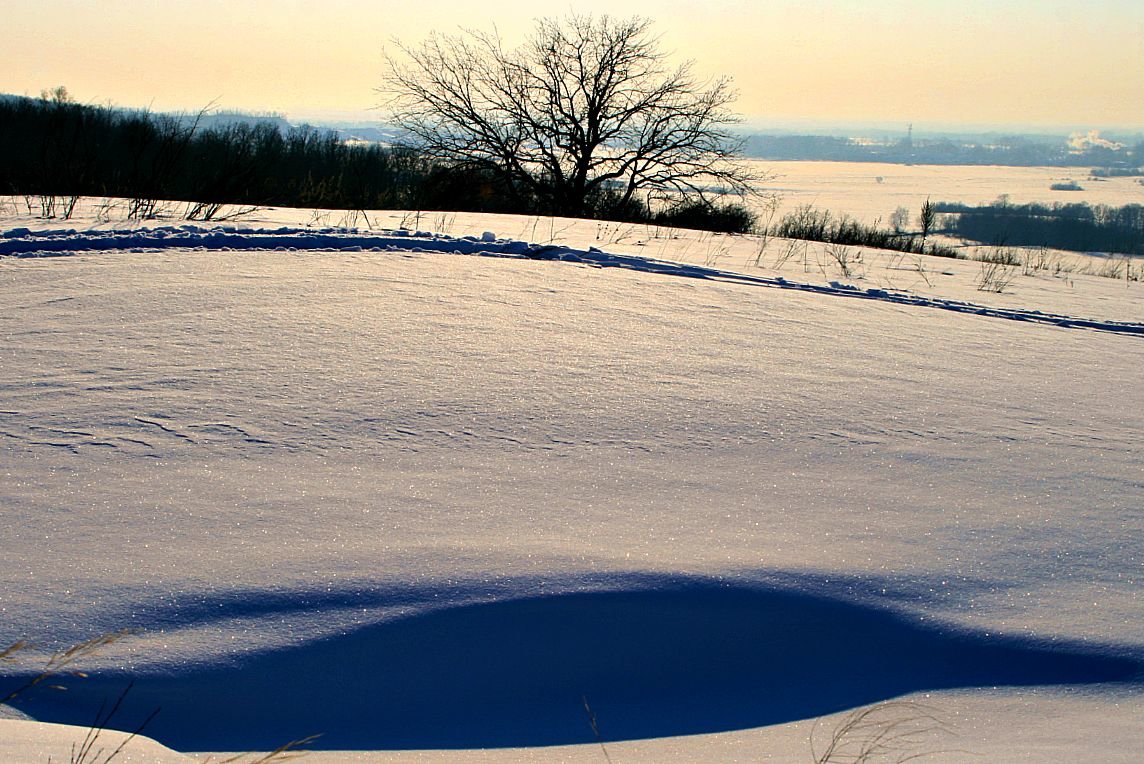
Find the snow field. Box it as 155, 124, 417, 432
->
0, 200, 1141, 760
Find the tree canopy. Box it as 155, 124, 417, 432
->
380, 15, 757, 218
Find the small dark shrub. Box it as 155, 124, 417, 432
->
654, 199, 758, 234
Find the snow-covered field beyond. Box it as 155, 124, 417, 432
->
756, 159, 1144, 225
1, 198, 1141, 762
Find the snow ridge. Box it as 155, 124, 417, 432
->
3, 225, 1141, 335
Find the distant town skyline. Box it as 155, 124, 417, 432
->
7, 0, 1143, 130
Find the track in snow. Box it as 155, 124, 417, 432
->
4, 225, 1142, 336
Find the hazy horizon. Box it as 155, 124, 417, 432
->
4, 94, 1135, 139
7, 1, 1143, 132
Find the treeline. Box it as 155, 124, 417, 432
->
935, 200, 1144, 255
0, 94, 756, 232
0, 94, 476, 212
744, 133, 1144, 168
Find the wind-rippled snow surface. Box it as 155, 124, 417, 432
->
1, 215, 1141, 757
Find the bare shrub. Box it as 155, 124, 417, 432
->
338, 208, 372, 229
912, 257, 934, 288
750, 234, 770, 267
770, 238, 804, 270
38, 194, 58, 218
185, 202, 262, 222
94, 198, 120, 223
825, 244, 863, 279
60, 195, 81, 220
596, 221, 637, 245
976, 260, 1017, 292
979, 246, 1022, 266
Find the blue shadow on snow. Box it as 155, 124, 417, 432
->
7, 581, 1142, 750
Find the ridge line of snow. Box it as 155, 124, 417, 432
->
3, 225, 1141, 336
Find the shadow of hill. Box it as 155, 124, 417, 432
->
8, 582, 1141, 751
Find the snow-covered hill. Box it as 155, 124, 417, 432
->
1, 200, 1141, 761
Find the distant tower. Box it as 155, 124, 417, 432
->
905, 123, 914, 149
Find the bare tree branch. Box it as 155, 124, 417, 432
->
379, 14, 760, 217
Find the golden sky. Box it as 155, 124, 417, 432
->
6, 0, 1143, 129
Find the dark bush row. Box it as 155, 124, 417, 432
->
769, 205, 958, 258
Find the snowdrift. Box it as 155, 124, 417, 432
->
8, 577, 1141, 751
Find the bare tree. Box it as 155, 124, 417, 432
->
890, 206, 910, 234
379, 15, 758, 217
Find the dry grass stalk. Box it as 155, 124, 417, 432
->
811, 700, 957, 763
